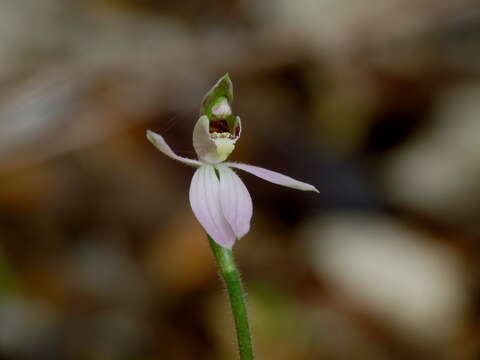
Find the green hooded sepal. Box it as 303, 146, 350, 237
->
200, 74, 234, 121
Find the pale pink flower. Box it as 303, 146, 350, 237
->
147, 83, 317, 249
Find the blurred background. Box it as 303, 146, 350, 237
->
0, 1, 480, 359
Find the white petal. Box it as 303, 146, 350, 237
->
146, 130, 201, 167
192, 115, 219, 163
189, 165, 236, 248
216, 164, 252, 239
225, 162, 319, 193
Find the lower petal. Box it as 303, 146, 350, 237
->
216, 164, 252, 239
189, 165, 236, 248
225, 162, 319, 193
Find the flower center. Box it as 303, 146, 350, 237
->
205, 114, 240, 163
209, 131, 236, 162
212, 137, 236, 162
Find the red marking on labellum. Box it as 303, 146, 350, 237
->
209, 120, 230, 133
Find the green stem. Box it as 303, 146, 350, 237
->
208, 235, 254, 360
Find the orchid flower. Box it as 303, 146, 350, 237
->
147, 74, 318, 249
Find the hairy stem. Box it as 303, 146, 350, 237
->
208, 235, 254, 360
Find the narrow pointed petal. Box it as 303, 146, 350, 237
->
189, 165, 236, 248
225, 162, 319, 193
192, 115, 218, 163
146, 130, 201, 167
216, 164, 252, 239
